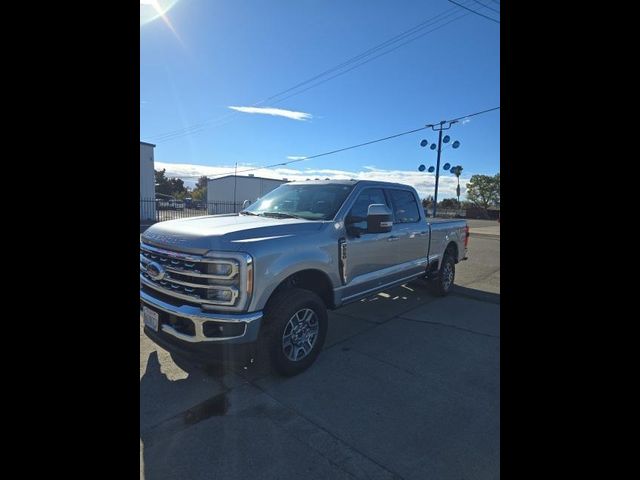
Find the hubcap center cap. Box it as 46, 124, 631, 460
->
283, 308, 319, 361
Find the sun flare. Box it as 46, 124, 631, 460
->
140, 0, 181, 27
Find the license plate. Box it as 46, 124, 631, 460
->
143, 306, 159, 331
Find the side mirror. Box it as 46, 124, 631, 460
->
366, 204, 393, 233
242, 199, 252, 209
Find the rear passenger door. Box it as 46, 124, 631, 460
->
385, 188, 430, 276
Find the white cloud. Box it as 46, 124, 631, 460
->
286, 156, 308, 160
154, 161, 470, 200
228, 106, 312, 121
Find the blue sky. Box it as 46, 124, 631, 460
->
140, 0, 500, 199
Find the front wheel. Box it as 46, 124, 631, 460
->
263, 288, 328, 376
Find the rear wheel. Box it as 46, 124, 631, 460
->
262, 288, 328, 376
430, 253, 455, 297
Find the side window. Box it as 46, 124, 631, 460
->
387, 189, 420, 224
346, 188, 388, 233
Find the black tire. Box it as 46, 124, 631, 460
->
431, 252, 456, 297
262, 288, 328, 377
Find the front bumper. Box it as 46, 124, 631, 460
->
143, 326, 258, 366
140, 289, 263, 344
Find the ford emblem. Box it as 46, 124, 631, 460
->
146, 261, 165, 281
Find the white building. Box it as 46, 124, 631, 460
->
140, 141, 156, 221
207, 174, 287, 213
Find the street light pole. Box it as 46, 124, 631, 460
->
433, 122, 445, 218
418, 120, 461, 218
233, 162, 238, 213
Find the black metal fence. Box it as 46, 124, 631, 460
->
423, 208, 466, 219
140, 198, 245, 224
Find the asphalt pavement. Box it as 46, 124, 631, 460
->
140, 231, 500, 479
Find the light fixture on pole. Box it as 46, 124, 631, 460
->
418, 121, 461, 217
450, 165, 464, 212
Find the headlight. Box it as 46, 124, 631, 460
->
203, 259, 238, 280
206, 286, 239, 304
209, 262, 234, 277
203, 252, 253, 310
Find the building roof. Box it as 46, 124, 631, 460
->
140, 141, 156, 147
207, 175, 289, 182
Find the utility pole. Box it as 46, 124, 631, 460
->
432, 122, 445, 218
418, 120, 461, 218
233, 162, 238, 213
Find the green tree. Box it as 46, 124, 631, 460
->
168, 177, 187, 196
466, 173, 500, 210
154, 169, 189, 198
421, 195, 434, 209
191, 175, 208, 201
191, 189, 205, 201
154, 169, 172, 196
438, 198, 458, 209
195, 175, 208, 190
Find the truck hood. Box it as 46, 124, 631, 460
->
141, 213, 326, 254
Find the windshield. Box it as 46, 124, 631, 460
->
243, 183, 354, 221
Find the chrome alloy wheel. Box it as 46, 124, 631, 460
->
442, 261, 454, 291
282, 308, 319, 362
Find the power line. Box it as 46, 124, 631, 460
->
257, 13, 468, 109
450, 106, 501, 123
260, 10, 467, 106
146, 4, 473, 144
176, 106, 500, 180
447, 0, 500, 23
202, 126, 429, 179
148, 5, 464, 142
471, 0, 500, 14
150, 9, 467, 143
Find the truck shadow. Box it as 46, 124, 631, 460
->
140, 351, 233, 479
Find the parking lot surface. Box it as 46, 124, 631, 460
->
140, 232, 500, 479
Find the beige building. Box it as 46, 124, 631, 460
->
207, 174, 287, 213
140, 142, 156, 221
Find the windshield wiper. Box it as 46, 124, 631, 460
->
259, 212, 307, 220
239, 211, 259, 216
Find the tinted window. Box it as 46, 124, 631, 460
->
388, 189, 420, 223
346, 188, 388, 232
243, 184, 354, 220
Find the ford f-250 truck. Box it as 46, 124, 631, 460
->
140, 180, 469, 376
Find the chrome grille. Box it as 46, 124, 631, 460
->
140, 243, 239, 306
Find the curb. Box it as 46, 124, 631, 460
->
452, 286, 500, 304
469, 232, 500, 240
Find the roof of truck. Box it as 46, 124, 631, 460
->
287, 179, 414, 189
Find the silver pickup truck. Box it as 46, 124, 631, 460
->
140, 180, 469, 376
